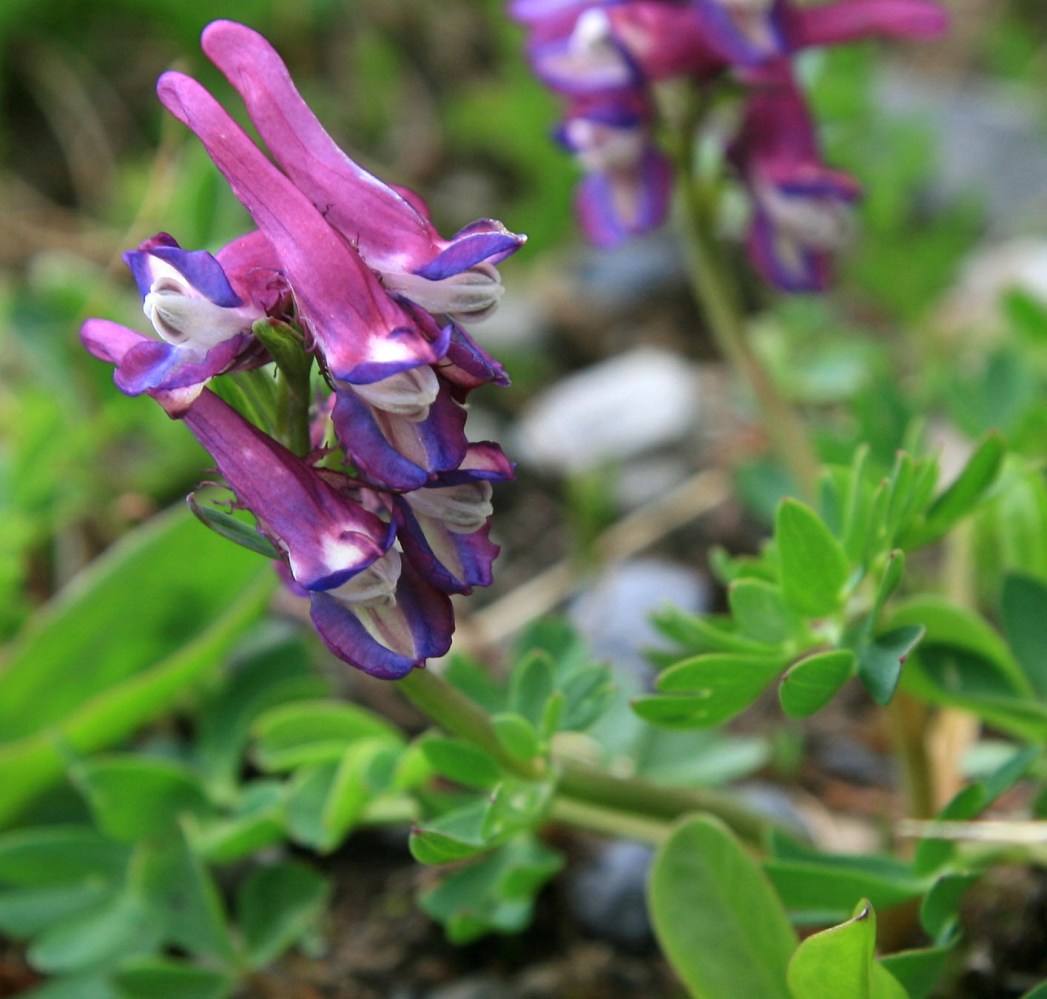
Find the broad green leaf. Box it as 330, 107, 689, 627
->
776, 498, 850, 618
880, 946, 953, 999
728, 579, 797, 645
28, 890, 158, 975
904, 432, 1005, 546
20, 975, 117, 999
787, 900, 907, 999
920, 873, 980, 942
132, 827, 236, 962
321, 739, 400, 848
237, 860, 328, 969
441, 654, 506, 714
645, 653, 786, 727
511, 617, 591, 676
915, 747, 1037, 874
73, 757, 210, 842
0, 826, 128, 887
492, 712, 542, 762
766, 857, 925, 924
651, 606, 781, 656
889, 596, 1026, 695
0, 567, 273, 827
1000, 573, 1047, 700
251, 699, 401, 772
420, 736, 502, 790
779, 649, 856, 718
766, 833, 926, 923
835, 445, 873, 561
410, 799, 494, 865
649, 816, 796, 999
856, 625, 924, 705
903, 667, 1047, 742
419, 837, 562, 944
283, 763, 338, 849
0, 506, 267, 739
635, 729, 770, 787
509, 650, 556, 727
196, 808, 285, 866
0, 882, 115, 937
481, 779, 555, 843
113, 958, 233, 999
558, 665, 616, 732
194, 630, 324, 802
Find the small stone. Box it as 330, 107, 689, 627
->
570, 558, 711, 689
566, 840, 655, 949
513, 347, 701, 475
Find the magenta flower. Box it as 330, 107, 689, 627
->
557, 94, 672, 248
197, 20, 525, 326
631, 0, 950, 75
80, 232, 275, 415
729, 79, 861, 292
82, 21, 518, 677
184, 390, 456, 678
156, 72, 446, 387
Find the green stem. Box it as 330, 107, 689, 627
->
555, 756, 780, 847
548, 796, 671, 846
397, 668, 786, 846
277, 368, 312, 457
397, 668, 546, 782
671, 127, 821, 501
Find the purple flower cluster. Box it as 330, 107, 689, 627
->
81, 21, 524, 679
510, 0, 947, 291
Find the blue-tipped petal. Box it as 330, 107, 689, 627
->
125, 233, 244, 307
437, 323, 511, 395
309, 559, 454, 678
394, 496, 499, 594
331, 382, 469, 492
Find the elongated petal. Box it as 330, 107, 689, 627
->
415, 220, 525, 280
331, 383, 469, 492
157, 71, 441, 383
436, 323, 511, 395
183, 390, 393, 590
80, 318, 250, 415
200, 20, 525, 282
784, 0, 949, 49
309, 559, 454, 678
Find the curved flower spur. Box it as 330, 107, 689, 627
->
81, 21, 521, 678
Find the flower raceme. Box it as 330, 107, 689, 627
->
81, 21, 520, 678
511, 0, 948, 291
